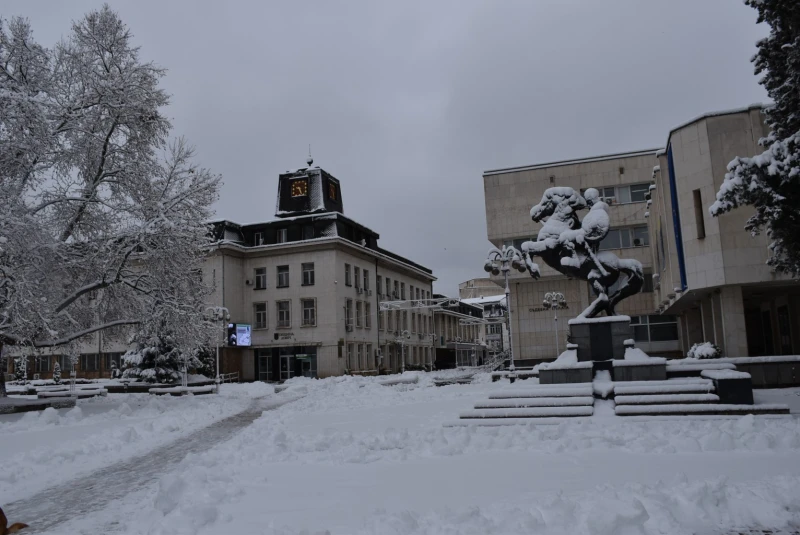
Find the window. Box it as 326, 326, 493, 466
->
354, 267, 361, 289
277, 228, 288, 243
35, 355, 50, 372
254, 302, 268, 329
377, 276, 382, 296
302, 299, 316, 326
356, 301, 363, 328
630, 315, 679, 342
347, 343, 354, 367
410, 285, 414, 302
693, 189, 706, 239
59, 355, 74, 371
104, 352, 123, 371
303, 225, 314, 240
277, 300, 291, 328
642, 273, 654, 293
254, 232, 264, 245
302, 263, 315, 286
366, 344, 373, 369
412, 313, 416, 333
277, 265, 290, 288
426, 291, 430, 301
393, 280, 399, 298
584, 184, 650, 205
401, 282, 406, 300
403, 311, 408, 330
365, 303, 371, 329
379, 310, 385, 330
346, 299, 353, 328
254, 267, 267, 290
345, 264, 352, 286
80, 353, 98, 372
329, 182, 337, 201
416, 288, 421, 300
598, 226, 649, 251
387, 310, 393, 332
363, 270, 369, 292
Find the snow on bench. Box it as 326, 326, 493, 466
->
615, 403, 790, 416
460, 406, 594, 419
149, 385, 216, 395
474, 396, 595, 409
613, 393, 720, 405
37, 388, 107, 399
488, 385, 594, 399
614, 383, 715, 396
700, 369, 752, 380
609, 378, 711, 387
378, 376, 419, 387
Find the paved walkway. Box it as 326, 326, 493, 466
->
4, 395, 295, 534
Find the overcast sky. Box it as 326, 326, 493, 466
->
4, 0, 768, 295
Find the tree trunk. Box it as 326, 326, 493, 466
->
0, 343, 7, 398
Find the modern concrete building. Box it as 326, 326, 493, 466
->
483, 149, 681, 364
649, 104, 800, 358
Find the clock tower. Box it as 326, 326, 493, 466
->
275, 156, 344, 218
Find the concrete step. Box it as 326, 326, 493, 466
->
615, 403, 790, 416
488, 384, 594, 399
614, 393, 720, 405
474, 396, 595, 409
614, 383, 716, 396
460, 406, 594, 419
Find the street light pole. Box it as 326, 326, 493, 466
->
205, 306, 230, 394
542, 292, 567, 357
396, 329, 410, 373
484, 245, 527, 383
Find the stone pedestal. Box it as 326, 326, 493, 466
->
612, 362, 667, 382
539, 366, 593, 384
701, 370, 755, 405
568, 316, 631, 362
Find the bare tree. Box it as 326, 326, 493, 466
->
0, 6, 220, 394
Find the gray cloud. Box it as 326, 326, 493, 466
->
3, 0, 767, 295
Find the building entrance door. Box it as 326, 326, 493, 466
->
280, 355, 294, 381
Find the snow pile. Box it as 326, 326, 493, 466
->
614, 347, 667, 367
701, 370, 752, 380
0, 383, 272, 502
688, 342, 722, 359
539, 347, 592, 370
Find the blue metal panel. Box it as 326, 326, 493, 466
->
667, 145, 688, 291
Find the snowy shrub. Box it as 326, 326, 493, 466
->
122, 333, 202, 384
189, 346, 217, 377
110, 360, 122, 379
13, 357, 26, 382
52, 362, 62, 384
687, 342, 722, 360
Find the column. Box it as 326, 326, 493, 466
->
719, 285, 748, 357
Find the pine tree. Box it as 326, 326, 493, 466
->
13, 357, 25, 382
122, 332, 201, 384
710, 0, 800, 274
52, 361, 61, 384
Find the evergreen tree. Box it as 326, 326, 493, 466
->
190, 346, 217, 378
122, 332, 201, 384
13, 356, 25, 382
52, 361, 61, 384
710, 0, 800, 274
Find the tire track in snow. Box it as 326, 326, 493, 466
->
4, 395, 299, 534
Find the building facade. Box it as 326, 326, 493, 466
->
207, 161, 436, 381
458, 277, 503, 299
483, 150, 682, 363
431, 296, 486, 368
649, 105, 800, 358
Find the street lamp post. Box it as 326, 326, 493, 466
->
484, 245, 527, 383
542, 291, 568, 357
454, 336, 462, 368
395, 330, 411, 373
428, 333, 436, 371
204, 306, 230, 393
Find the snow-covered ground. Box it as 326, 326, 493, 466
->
17, 373, 800, 535
0, 382, 273, 504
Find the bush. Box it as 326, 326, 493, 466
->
53, 362, 62, 384
687, 342, 722, 360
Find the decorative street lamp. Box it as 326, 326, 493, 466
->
395, 330, 411, 373
542, 291, 568, 357
428, 332, 437, 371
204, 306, 230, 393
484, 245, 527, 382
454, 336, 463, 368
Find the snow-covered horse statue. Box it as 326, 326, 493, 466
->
521, 187, 643, 317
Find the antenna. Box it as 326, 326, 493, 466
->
307, 145, 313, 167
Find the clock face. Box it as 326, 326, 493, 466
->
328, 183, 337, 201
290, 179, 308, 197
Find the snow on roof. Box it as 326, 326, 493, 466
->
461, 294, 506, 305
483, 148, 663, 176
665, 103, 767, 147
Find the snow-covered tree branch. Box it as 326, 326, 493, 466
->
0, 5, 221, 389
710, 0, 800, 275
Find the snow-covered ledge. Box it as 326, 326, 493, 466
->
568, 315, 631, 325
539, 346, 593, 371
